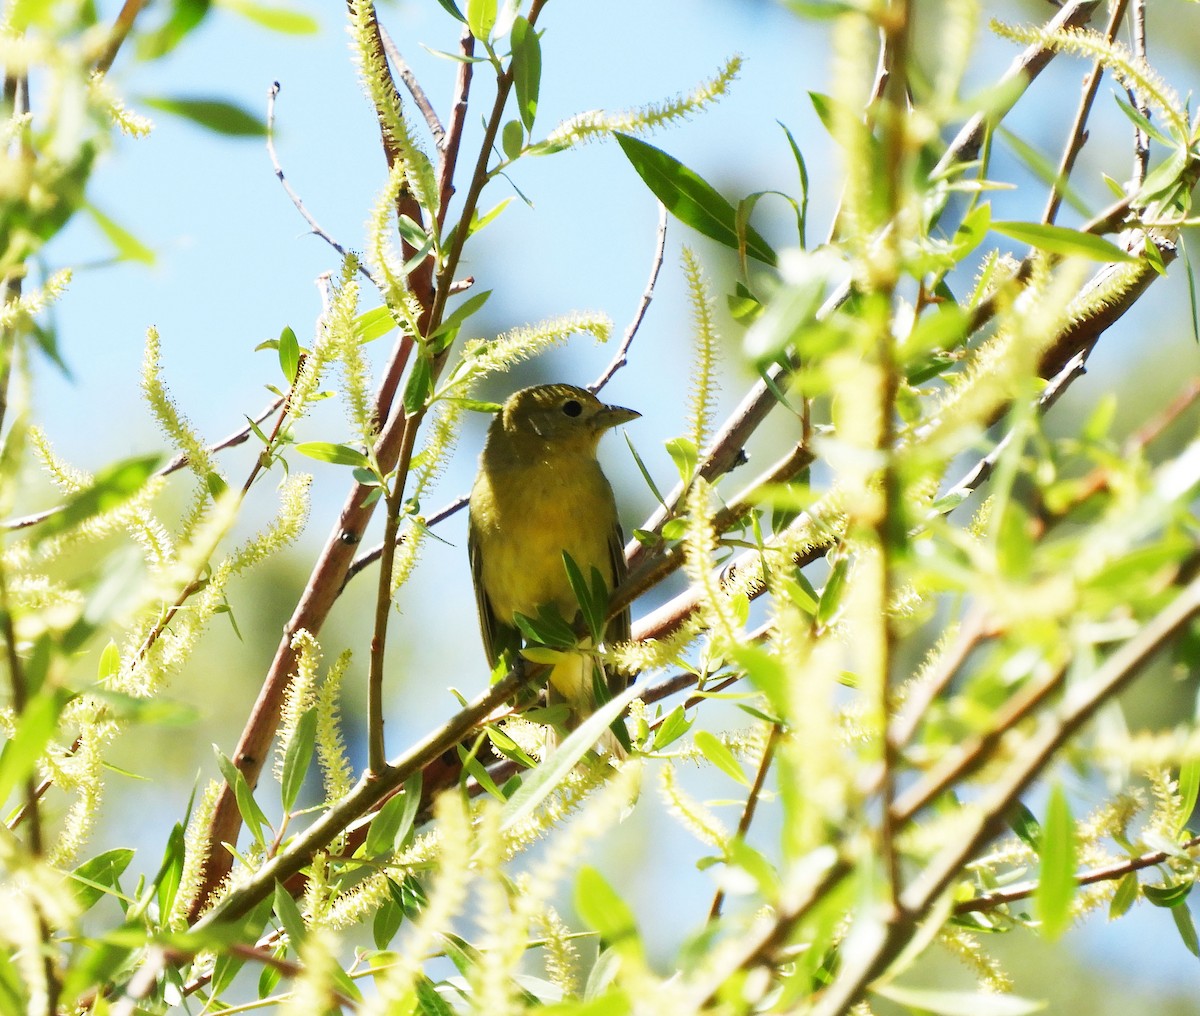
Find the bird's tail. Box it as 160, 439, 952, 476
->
547, 649, 626, 760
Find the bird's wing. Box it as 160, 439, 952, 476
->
468, 513, 519, 669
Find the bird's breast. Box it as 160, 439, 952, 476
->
472, 456, 616, 625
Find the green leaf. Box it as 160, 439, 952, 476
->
416, 976, 456, 1016
991, 221, 1137, 263
728, 643, 788, 719
1008, 802, 1042, 851
501, 682, 642, 832
404, 351, 434, 414
354, 306, 396, 344
214, 747, 271, 848
511, 16, 542, 131
278, 325, 300, 383
1112, 91, 1174, 147
575, 866, 642, 957
665, 436, 698, 484
651, 705, 693, 751
141, 95, 267, 136
466, 0, 496, 41
71, 848, 135, 913
623, 432, 666, 507
135, 0, 212, 60
215, 0, 318, 33
1144, 879, 1193, 908
1137, 145, 1191, 203
469, 198, 513, 238
786, 0, 862, 18
486, 725, 537, 768
693, 730, 750, 787
280, 707, 317, 812
98, 641, 121, 681
85, 204, 156, 265
519, 647, 566, 666
872, 983, 1046, 1016
1179, 757, 1200, 834
373, 894, 404, 950
615, 133, 776, 266
0, 688, 69, 807
154, 821, 186, 920
777, 120, 809, 248
433, 0, 465, 22
272, 881, 307, 946
501, 118, 524, 161
562, 552, 605, 643
459, 742, 508, 801
998, 127, 1091, 219
1173, 900, 1200, 957
512, 604, 577, 649
816, 554, 849, 628
364, 773, 422, 858
428, 289, 492, 344
32, 453, 162, 547
1035, 784, 1077, 940
294, 442, 371, 468
1109, 871, 1139, 920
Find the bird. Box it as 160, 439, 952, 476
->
468, 383, 639, 755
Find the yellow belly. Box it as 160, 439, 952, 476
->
473, 458, 615, 625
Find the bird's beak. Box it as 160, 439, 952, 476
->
595, 403, 640, 431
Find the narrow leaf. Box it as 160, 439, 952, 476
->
354, 306, 397, 344
32, 453, 162, 546
141, 95, 267, 136
216, 0, 318, 33
0, 689, 67, 807
1035, 784, 1077, 940
294, 442, 370, 468
273, 881, 307, 946
575, 866, 641, 954
615, 134, 776, 266
85, 204, 156, 265
71, 848, 135, 912
278, 325, 300, 383
501, 682, 641, 832
280, 707, 317, 812
511, 16, 541, 131
873, 983, 1046, 1016
991, 221, 1137, 263
466, 0, 496, 41
693, 730, 750, 787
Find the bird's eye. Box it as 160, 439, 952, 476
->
562, 399, 583, 417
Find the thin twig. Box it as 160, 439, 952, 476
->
94, 0, 148, 75
931, 0, 1101, 179
1042, 0, 1129, 225
708, 723, 781, 920
936, 347, 1090, 509
345, 493, 467, 586
591, 203, 668, 393
1130, 0, 1150, 187
367, 481, 405, 775
437, 26, 475, 219
267, 83, 377, 287
379, 24, 445, 148
955, 833, 1200, 915
889, 612, 986, 749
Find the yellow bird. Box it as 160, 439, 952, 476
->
468, 383, 639, 751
